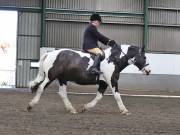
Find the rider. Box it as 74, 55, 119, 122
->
83, 13, 116, 74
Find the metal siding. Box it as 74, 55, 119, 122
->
178, 11, 180, 24
46, 21, 143, 48
149, 0, 180, 8
17, 36, 40, 59
29, 68, 38, 83
16, 60, 30, 87
16, 60, 38, 88
0, 0, 41, 7
45, 0, 144, 49
46, 0, 95, 10
46, 21, 84, 48
148, 27, 180, 53
17, 12, 40, 59
16, 12, 41, 87
46, 0, 143, 12
96, 0, 143, 12
46, 13, 144, 24
18, 12, 41, 35
149, 9, 178, 25
100, 24, 143, 47
148, 1, 180, 53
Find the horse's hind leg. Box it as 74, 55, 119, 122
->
27, 77, 50, 111
57, 82, 77, 114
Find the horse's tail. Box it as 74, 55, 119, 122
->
28, 53, 48, 93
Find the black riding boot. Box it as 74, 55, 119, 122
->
90, 54, 102, 75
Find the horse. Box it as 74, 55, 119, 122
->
27, 44, 151, 115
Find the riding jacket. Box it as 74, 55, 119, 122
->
83, 23, 110, 50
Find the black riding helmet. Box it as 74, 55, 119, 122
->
90, 13, 102, 23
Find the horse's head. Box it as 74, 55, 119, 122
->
108, 44, 151, 75
127, 46, 151, 75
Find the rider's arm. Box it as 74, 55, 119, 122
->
90, 26, 110, 45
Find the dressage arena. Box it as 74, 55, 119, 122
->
0, 85, 180, 135
1, 0, 180, 135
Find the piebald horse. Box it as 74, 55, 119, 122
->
27, 44, 151, 115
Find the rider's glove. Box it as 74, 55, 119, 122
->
107, 40, 116, 47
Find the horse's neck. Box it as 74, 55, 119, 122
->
116, 45, 131, 72
104, 47, 112, 58
120, 45, 130, 56
116, 56, 129, 72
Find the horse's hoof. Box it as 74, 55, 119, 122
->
80, 106, 86, 113
31, 90, 34, 94
27, 105, 32, 112
121, 110, 131, 115
69, 109, 78, 114
31, 88, 37, 94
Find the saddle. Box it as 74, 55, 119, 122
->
81, 49, 104, 75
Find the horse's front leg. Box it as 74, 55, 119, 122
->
109, 79, 131, 115
82, 80, 108, 112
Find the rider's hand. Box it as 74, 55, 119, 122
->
108, 40, 116, 47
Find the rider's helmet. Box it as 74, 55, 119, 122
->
90, 13, 102, 23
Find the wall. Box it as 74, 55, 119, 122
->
120, 52, 180, 91
45, 0, 144, 48
148, 0, 180, 53
0, 0, 41, 87
0, 0, 180, 89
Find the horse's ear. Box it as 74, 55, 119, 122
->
141, 46, 145, 53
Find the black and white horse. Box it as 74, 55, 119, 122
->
27, 44, 151, 115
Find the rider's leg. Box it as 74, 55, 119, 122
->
87, 48, 104, 75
